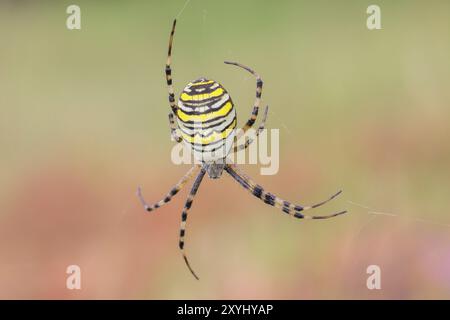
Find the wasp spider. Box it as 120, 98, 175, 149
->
138, 20, 347, 280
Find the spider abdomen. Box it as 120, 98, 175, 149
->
176, 78, 237, 162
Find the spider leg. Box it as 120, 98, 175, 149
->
137, 165, 200, 212
179, 167, 207, 280
224, 61, 263, 142
225, 164, 347, 219
233, 105, 269, 153
166, 20, 178, 115
168, 112, 182, 143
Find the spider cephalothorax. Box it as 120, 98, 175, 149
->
138, 19, 347, 280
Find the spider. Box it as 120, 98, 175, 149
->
138, 20, 347, 280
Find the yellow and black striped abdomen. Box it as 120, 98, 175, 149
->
176, 78, 237, 162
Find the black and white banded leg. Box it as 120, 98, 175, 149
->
168, 112, 182, 143
166, 20, 178, 114
224, 61, 263, 142
179, 167, 207, 280
225, 164, 347, 219
137, 165, 200, 212
233, 105, 269, 152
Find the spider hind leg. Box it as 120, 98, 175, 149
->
178, 167, 207, 280
225, 164, 347, 219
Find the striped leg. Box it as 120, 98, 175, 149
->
233, 105, 269, 152
166, 19, 178, 114
179, 167, 206, 280
225, 164, 347, 219
137, 165, 200, 212
224, 61, 263, 142
168, 112, 182, 143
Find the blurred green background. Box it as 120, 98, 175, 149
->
1, 0, 450, 299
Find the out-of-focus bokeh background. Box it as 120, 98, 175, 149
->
1, 0, 450, 299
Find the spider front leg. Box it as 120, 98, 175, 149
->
168, 112, 182, 143
137, 165, 200, 212
225, 164, 347, 219
224, 61, 263, 142
178, 167, 207, 280
166, 19, 178, 114
233, 105, 269, 153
